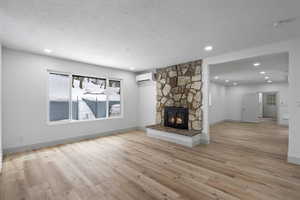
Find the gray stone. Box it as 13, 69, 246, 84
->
189, 114, 196, 121
161, 97, 168, 104
177, 76, 190, 86
165, 99, 174, 106
187, 92, 194, 103
195, 66, 201, 74
160, 79, 166, 84
195, 108, 201, 117
169, 70, 177, 78
192, 75, 201, 82
181, 67, 188, 75
190, 89, 197, 94
195, 91, 201, 102
174, 94, 182, 101
192, 120, 201, 130
193, 101, 200, 109
157, 89, 163, 97
162, 84, 171, 96
191, 81, 201, 90
157, 82, 162, 89
156, 73, 161, 81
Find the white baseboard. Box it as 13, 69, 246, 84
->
3, 127, 138, 154
288, 156, 300, 165
209, 120, 226, 126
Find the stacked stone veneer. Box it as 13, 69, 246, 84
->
156, 60, 202, 131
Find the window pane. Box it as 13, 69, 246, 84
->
108, 80, 121, 117
72, 75, 107, 120
49, 73, 70, 121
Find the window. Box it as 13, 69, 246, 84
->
49, 73, 70, 121
72, 75, 107, 120
48, 71, 122, 122
108, 80, 121, 117
266, 94, 276, 105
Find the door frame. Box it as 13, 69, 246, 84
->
201, 41, 291, 144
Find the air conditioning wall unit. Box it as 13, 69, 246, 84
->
136, 72, 153, 83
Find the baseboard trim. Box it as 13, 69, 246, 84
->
209, 120, 226, 126
288, 156, 300, 165
137, 126, 147, 131
3, 127, 139, 154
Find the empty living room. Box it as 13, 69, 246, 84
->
1, 1, 300, 199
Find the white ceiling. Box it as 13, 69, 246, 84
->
210, 52, 289, 86
0, 0, 300, 72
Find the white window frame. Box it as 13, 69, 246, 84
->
47, 70, 123, 125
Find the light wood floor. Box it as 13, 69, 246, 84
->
1, 122, 300, 200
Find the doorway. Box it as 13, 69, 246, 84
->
259, 92, 278, 122
207, 52, 289, 157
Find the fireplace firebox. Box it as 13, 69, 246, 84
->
164, 107, 188, 129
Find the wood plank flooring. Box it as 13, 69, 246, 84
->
1, 122, 300, 200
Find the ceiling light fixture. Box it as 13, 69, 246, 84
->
264, 76, 270, 79
214, 76, 219, 80
253, 62, 261, 67
260, 71, 266, 75
204, 45, 213, 52
225, 80, 229, 83
129, 67, 135, 71
267, 80, 272, 83
44, 49, 52, 53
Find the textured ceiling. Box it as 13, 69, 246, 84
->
0, 0, 300, 71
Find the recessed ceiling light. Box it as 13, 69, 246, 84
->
233, 82, 238, 86
264, 76, 270, 79
260, 71, 266, 75
253, 62, 261, 67
204, 45, 213, 51
267, 80, 272, 83
225, 80, 229, 83
44, 49, 52, 53
214, 76, 219, 80
129, 67, 135, 71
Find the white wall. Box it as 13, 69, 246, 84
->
226, 83, 288, 125
137, 81, 156, 129
2, 48, 138, 151
0, 44, 2, 172
288, 39, 300, 163
209, 82, 227, 125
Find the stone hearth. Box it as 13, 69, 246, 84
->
146, 125, 201, 147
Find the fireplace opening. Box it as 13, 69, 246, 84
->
164, 107, 188, 129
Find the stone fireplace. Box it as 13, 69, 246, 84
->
156, 59, 202, 131
146, 59, 202, 147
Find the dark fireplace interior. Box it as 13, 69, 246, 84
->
164, 107, 188, 129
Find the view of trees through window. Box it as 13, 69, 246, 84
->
48, 72, 121, 122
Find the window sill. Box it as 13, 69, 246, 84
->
47, 116, 123, 126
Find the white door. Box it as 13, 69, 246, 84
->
242, 93, 259, 123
